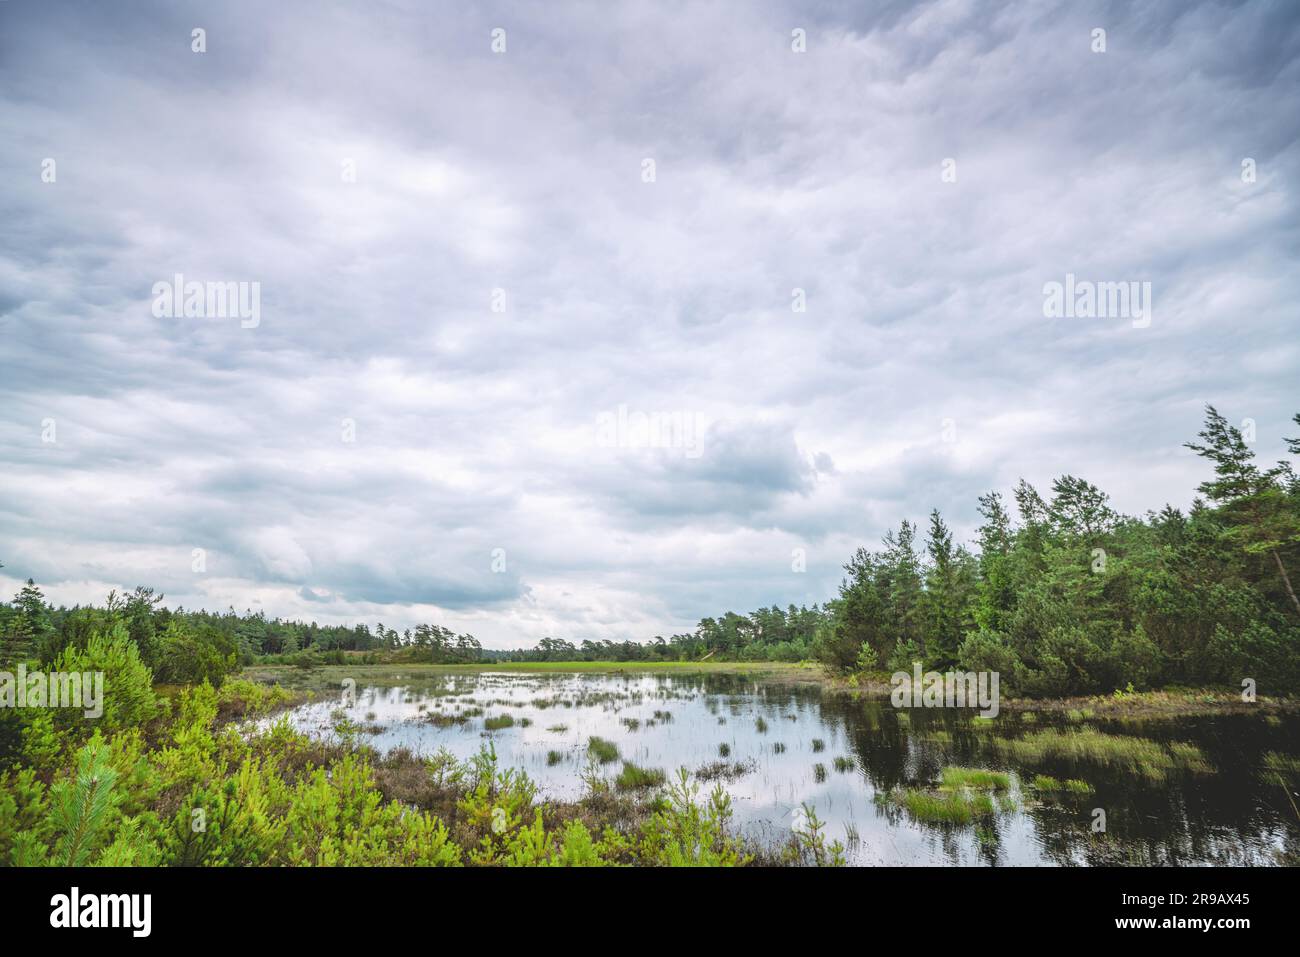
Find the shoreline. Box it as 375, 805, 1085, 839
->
240, 661, 1299, 718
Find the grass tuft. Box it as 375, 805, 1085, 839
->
940, 766, 1010, 791
884, 788, 997, 825
991, 728, 1212, 782
586, 736, 619, 764
615, 762, 666, 790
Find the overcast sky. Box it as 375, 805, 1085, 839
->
1, 0, 1297, 647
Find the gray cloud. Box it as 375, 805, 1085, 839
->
1, 0, 1297, 646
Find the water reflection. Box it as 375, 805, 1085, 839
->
264, 670, 1300, 866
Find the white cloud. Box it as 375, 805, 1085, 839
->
1, 0, 1297, 646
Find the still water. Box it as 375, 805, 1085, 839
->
268, 670, 1299, 866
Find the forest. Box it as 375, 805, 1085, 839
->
814, 407, 1300, 696
2, 406, 1297, 696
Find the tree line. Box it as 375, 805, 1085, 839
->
0, 585, 485, 683
490, 604, 830, 662
2, 407, 1296, 696
811, 407, 1300, 695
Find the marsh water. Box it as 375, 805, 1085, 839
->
266, 669, 1300, 865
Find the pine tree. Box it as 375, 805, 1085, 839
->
1186, 405, 1300, 616
49, 738, 120, 866
924, 510, 963, 665
3, 579, 50, 665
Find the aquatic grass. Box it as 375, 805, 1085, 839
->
1262, 751, 1300, 780
811, 738, 825, 753
833, 756, 855, 773
940, 766, 1010, 791
1168, 741, 1212, 773
990, 728, 1212, 782
1029, 774, 1093, 794
772, 742, 786, 754
718, 742, 731, 758
615, 762, 666, 790
695, 759, 756, 782
483, 714, 515, 731
546, 724, 569, 734
886, 788, 997, 826
813, 763, 828, 783
546, 750, 565, 766
843, 821, 860, 847
586, 736, 620, 764
755, 716, 769, 733
427, 712, 469, 728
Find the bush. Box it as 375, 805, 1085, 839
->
50, 625, 163, 735
956, 630, 1023, 695
152, 620, 237, 687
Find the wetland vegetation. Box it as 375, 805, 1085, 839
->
1, 408, 1297, 866
230, 663, 1297, 865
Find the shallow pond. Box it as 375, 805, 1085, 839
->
264, 669, 1300, 865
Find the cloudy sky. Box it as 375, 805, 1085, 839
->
1, 0, 1297, 647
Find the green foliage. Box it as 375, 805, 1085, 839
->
615, 762, 666, 790
883, 787, 997, 826
940, 767, 1010, 791
586, 736, 619, 764
783, 803, 847, 866
990, 728, 1211, 782
634, 769, 751, 866
48, 736, 120, 866
51, 625, 163, 734
2, 673, 847, 868
816, 407, 1300, 695
0, 766, 50, 864
153, 620, 236, 687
